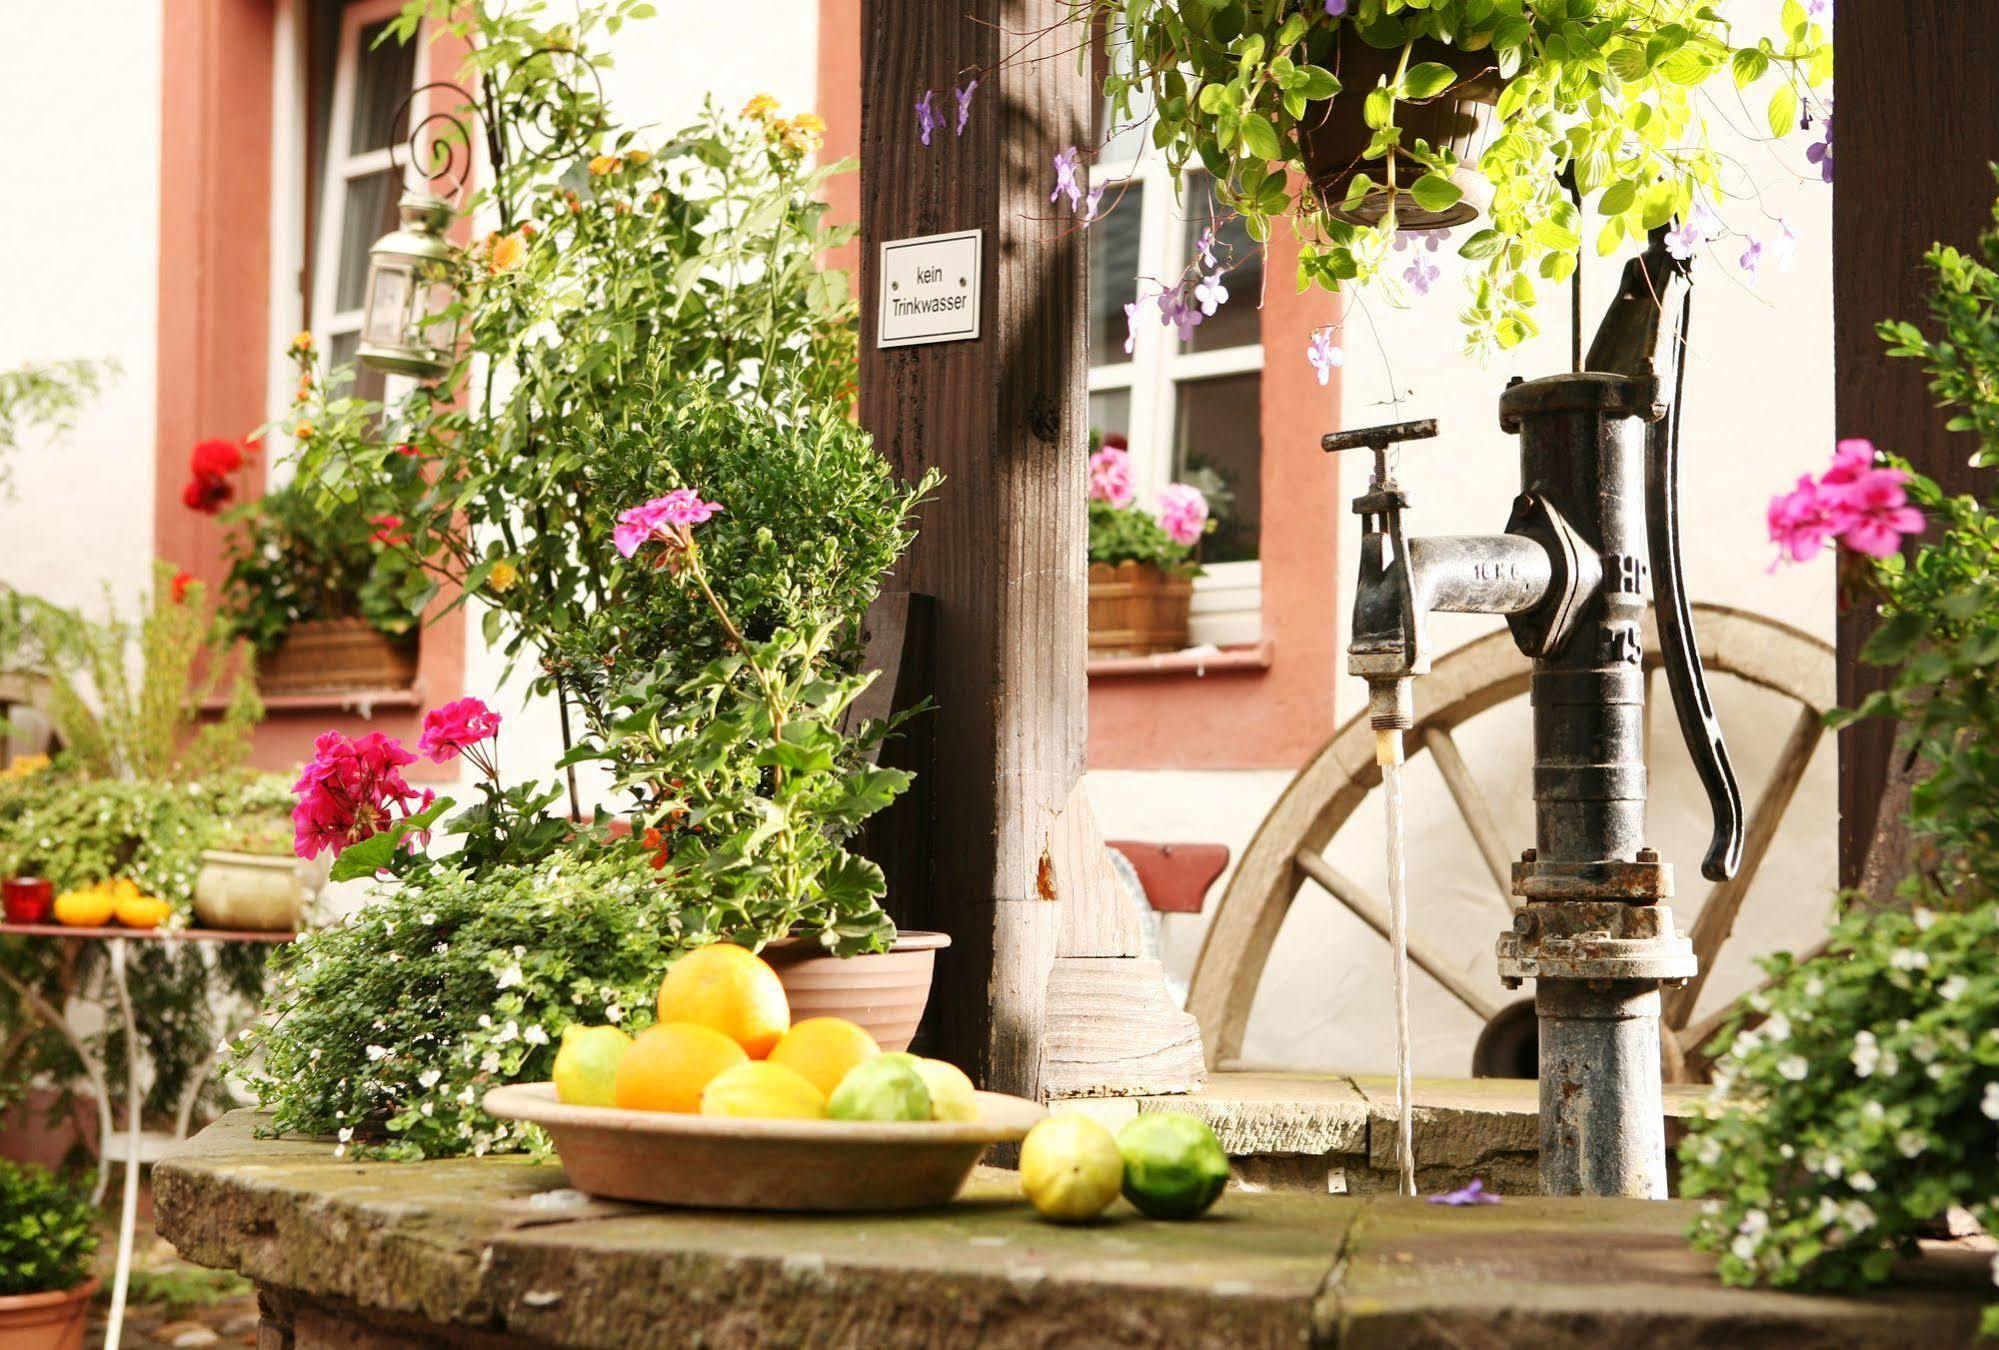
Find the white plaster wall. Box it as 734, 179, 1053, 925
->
1091, 0, 1840, 1078
0, 3, 162, 618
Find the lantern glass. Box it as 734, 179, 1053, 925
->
361, 259, 414, 348
356, 190, 458, 380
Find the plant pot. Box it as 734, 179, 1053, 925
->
2, 878, 53, 926
760, 931, 950, 1054
257, 618, 418, 696
1299, 34, 1505, 231
193, 850, 308, 932
0, 1278, 98, 1350
1088, 561, 1193, 657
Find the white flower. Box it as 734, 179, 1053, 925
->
308, 1048, 321, 1063
1851, 1031, 1881, 1078
523, 1025, 550, 1047
1938, 974, 1969, 1001
435, 942, 450, 955
495, 1020, 520, 1045
605, 1004, 625, 1024
1778, 1055, 1808, 1082
1913, 906, 1936, 931
1696, 1136, 1723, 1166
337, 1126, 354, 1143
496, 963, 525, 991
1851, 1171, 1877, 1193
1862, 1100, 1885, 1122
365, 1045, 392, 1063
1804, 976, 1825, 999
1890, 947, 1929, 972
1764, 1013, 1792, 1044
420, 912, 438, 925
477, 1014, 493, 1029
421, 1102, 434, 1117
1896, 1131, 1926, 1158
481, 1051, 502, 1074
1843, 1200, 1877, 1232
1981, 1083, 1999, 1121
418, 1069, 442, 1090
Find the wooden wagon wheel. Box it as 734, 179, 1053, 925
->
1185, 603, 1835, 1081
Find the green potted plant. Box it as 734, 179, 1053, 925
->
0, 1159, 99, 1349
1087, 0, 1832, 349
193, 809, 324, 933
1086, 436, 1212, 656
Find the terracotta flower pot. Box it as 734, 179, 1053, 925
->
760, 931, 950, 1053
257, 618, 418, 696
2, 878, 53, 926
1088, 561, 1193, 657
0, 1278, 98, 1350
1299, 34, 1506, 231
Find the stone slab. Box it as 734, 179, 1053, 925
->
154, 1112, 1990, 1349
1135, 1071, 1371, 1157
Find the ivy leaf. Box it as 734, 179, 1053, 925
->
1410, 173, 1463, 214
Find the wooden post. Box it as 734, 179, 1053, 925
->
857, 0, 1203, 1100
1833, 4, 1999, 887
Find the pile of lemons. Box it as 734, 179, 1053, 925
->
53, 879, 172, 930
552, 943, 978, 1123
1020, 1112, 1232, 1225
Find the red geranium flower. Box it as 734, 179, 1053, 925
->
190, 438, 246, 478
181, 472, 233, 514
168, 570, 195, 604
369, 514, 409, 546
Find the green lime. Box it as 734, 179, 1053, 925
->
551, 1024, 632, 1107
1117, 1113, 1230, 1219
1020, 1115, 1124, 1223
827, 1055, 932, 1121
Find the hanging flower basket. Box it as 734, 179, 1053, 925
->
1088, 561, 1193, 658
1299, 35, 1505, 231
257, 618, 418, 695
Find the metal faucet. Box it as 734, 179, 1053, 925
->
1328, 232, 1744, 1198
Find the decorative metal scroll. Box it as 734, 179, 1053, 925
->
389, 80, 479, 202
492, 46, 608, 168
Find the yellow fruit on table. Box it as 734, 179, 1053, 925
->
1020, 1115, 1125, 1223
655, 943, 790, 1058
767, 1017, 879, 1097
907, 1056, 980, 1123
553, 1025, 633, 1107
53, 887, 115, 928
699, 1060, 827, 1120
110, 878, 140, 905
614, 1022, 748, 1113
113, 895, 172, 929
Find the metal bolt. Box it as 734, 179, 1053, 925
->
1520, 847, 1538, 863
1513, 910, 1539, 938
1636, 847, 1659, 863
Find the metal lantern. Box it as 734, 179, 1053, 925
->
356, 190, 458, 380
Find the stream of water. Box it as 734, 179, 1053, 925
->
1380, 747, 1417, 1197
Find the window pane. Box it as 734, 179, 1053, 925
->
1089, 389, 1131, 449
1174, 372, 1260, 563
327, 331, 388, 407
1181, 181, 1262, 353
1087, 182, 1144, 365
334, 170, 403, 313
349, 20, 416, 155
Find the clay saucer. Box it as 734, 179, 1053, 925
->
485, 1082, 1045, 1212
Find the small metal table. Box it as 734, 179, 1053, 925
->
0, 923, 293, 1350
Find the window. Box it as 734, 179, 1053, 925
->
1088, 103, 1264, 645
311, 2, 421, 408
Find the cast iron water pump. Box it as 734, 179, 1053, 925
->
1329, 233, 1743, 1198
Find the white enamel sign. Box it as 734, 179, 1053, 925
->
876, 229, 982, 348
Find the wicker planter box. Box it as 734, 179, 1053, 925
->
257, 618, 418, 696
1088, 561, 1193, 657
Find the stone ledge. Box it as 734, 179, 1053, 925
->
154, 1112, 1990, 1348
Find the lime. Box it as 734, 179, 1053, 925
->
1019, 1115, 1123, 1223
552, 1024, 632, 1107
1117, 1113, 1230, 1219
827, 1056, 932, 1121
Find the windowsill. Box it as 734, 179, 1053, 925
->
1087, 640, 1273, 680
204, 687, 423, 715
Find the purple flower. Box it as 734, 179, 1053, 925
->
1324, 0, 1350, 14
1806, 112, 1833, 184
1738, 237, 1765, 284
1123, 296, 1149, 355
1427, 1179, 1501, 1206
1051, 146, 1083, 208
1393, 229, 1445, 254
1808, 0, 1830, 16
1195, 223, 1219, 270
1079, 181, 1108, 223
1160, 286, 1202, 342
1402, 255, 1440, 296
1307, 330, 1344, 386
1193, 271, 1229, 316
1771, 220, 1798, 272
1665, 203, 1722, 262
915, 90, 941, 147
954, 79, 977, 135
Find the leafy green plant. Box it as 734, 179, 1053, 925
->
0, 358, 116, 495
1089, 500, 1199, 574
0, 1158, 97, 1297
1087, 0, 1831, 348
234, 851, 690, 1160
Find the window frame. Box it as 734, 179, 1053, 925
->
1089, 114, 1264, 647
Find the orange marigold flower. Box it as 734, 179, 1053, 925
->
588, 153, 620, 176
625, 148, 651, 165
742, 93, 779, 119
294, 421, 315, 441
486, 559, 519, 592
489, 232, 526, 272
289, 331, 315, 354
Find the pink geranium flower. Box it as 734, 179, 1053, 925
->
291, 730, 432, 861
1089, 445, 1134, 507
1833, 464, 1926, 557
1767, 438, 1925, 567
1156, 483, 1210, 548
613, 489, 724, 558
418, 696, 503, 773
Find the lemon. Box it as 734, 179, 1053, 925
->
767, 1017, 880, 1097
552, 1025, 632, 1107
828, 1056, 930, 1122
1117, 1113, 1230, 1219
1019, 1115, 1124, 1223
656, 943, 790, 1058
882, 1054, 979, 1122
699, 1060, 827, 1120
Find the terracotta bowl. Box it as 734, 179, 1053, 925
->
485, 1081, 1043, 1212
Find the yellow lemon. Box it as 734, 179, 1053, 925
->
110, 878, 140, 904
1020, 1115, 1124, 1223
699, 1061, 826, 1120
114, 895, 172, 929
552, 1025, 632, 1107
53, 887, 115, 928
908, 1057, 980, 1123
656, 944, 790, 1058
767, 1017, 880, 1098
613, 1022, 747, 1114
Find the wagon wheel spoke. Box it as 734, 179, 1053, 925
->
1291, 848, 1503, 1023
1678, 937, 1831, 1075
1663, 704, 1827, 1030
1419, 726, 1518, 917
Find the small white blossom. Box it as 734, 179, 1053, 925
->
1696, 1136, 1723, 1166
1764, 1013, 1792, 1044
1913, 906, 1936, 931
477, 1014, 493, 1029
1941, 975, 1970, 1002
1804, 976, 1825, 998
366, 1045, 392, 1063
523, 1025, 550, 1047
1862, 1100, 1885, 1122
605, 1004, 625, 1024
337, 1126, 354, 1143
496, 963, 525, 991
420, 912, 438, 925
481, 1051, 502, 1073
1777, 1055, 1808, 1082
418, 1069, 442, 1090
1843, 1201, 1876, 1232
495, 1020, 520, 1045
1851, 1031, 1881, 1078
1896, 1131, 1927, 1159
1982, 1083, 1999, 1121
1851, 1171, 1877, 1193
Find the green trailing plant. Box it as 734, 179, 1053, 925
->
0, 1159, 97, 1297
1084, 0, 1831, 349
0, 358, 116, 495
234, 851, 691, 1160
1680, 182, 1999, 1335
